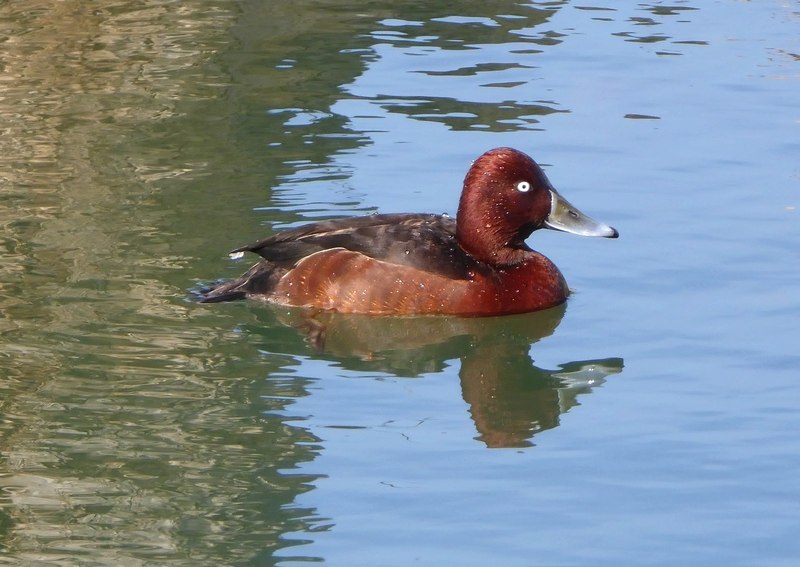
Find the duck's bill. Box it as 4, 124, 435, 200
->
544, 190, 619, 238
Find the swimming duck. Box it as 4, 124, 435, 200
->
199, 147, 618, 316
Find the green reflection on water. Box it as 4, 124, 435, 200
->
0, 0, 353, 562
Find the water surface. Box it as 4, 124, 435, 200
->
1, 1, 799, 565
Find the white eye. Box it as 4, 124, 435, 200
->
516, 180, 531, 192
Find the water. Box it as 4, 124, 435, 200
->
1, 0, 799, 565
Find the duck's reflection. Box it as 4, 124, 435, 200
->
246, 304, 622, 448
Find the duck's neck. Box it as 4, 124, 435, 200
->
455, 204, 532, 266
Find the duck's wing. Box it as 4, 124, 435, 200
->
233, 213, 477, 280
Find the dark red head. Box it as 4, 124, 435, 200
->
456, 147, 617, 265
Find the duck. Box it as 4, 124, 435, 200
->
199, 147, 618, 316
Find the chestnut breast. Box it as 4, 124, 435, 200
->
272, 248, 568, 316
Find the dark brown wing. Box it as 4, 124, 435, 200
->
232, 213, 477, 280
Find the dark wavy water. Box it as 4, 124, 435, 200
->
1, 1, 798, 564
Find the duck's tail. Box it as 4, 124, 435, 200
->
197, 281, 248, 303
197, 261, 278, 303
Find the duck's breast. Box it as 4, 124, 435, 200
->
272, 249, 567, 316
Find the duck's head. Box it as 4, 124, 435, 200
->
456, 147, 618, 265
